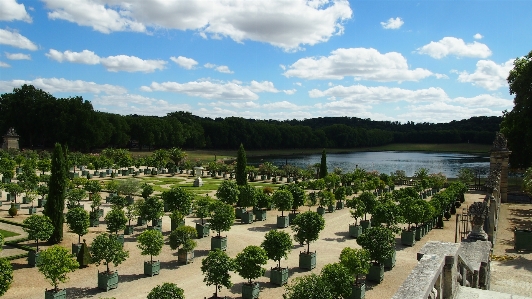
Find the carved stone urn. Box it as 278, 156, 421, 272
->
467, 202, 488, 241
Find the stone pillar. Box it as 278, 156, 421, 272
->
2, 127, 19, 150
490, 133, 511, 203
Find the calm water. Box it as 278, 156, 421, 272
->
248, 151, 490, 178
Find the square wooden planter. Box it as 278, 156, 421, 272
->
288, 212, 299, 225
348, 283, 365, 299
211, 236, 228, 251
116, 234, 125, 246
316, 207, 325, 216
415, 226, 422, 241
241, 211, 254, 224
253, 209, 267, 221
360, 220, 371, 232
28, 250, 40, 267
401, 230, 416, 246
72, 243, 82, 257
144, 260, 160, 276
235, 207, 246, 219
45, 289, 66, 299
98, 271, 119, 291
171, 219, 185, 231
298, 251, 316, 270
136, 217, 147, 226
367, 263, 384, 284
28, 207, 37, 215
177, 249, 195, 264
196, 223, 210, 238
270, 267, 289, 286
124, 225, 134, 235
242, 282, 260, 299
349, 225, 363, 238
276, 216, 289, 228
384, 250, 396, 270
336, 200, 345, 210
89, 218, 99, 227
514, 229, 532, 251
327, 205, 335, 213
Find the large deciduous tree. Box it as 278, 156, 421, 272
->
44, 143, 67, 244
501, 50, 532, 168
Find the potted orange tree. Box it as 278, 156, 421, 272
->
340, 247, 371, 299
291, 211, 325, 271
91, 233, 129, 291
37, 245, 79, 299
234, 245, 268, 299
261, 230, 293, 286
272, 189, 293, 228
137, 229, 164, 276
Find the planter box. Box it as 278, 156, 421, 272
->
336, 201, 345, 210
90, 218, 99, 227
241, 211, 254, 224
124, 225, 134, 235
299, 251, 316, 270
45, 289, 66, 299
178, 249, 195, 264
72, 243, 82, 257
13, 203, 21, 210
253, 209, 267, 221
270, 267, 289, 286
288, 212, 299, 225
367, 263, 384, 284
22, 197, 30, 204
196, 223, 210, 238
401, 230, 416, 246
137, 217, 147, 226
360, 220, 371, 232
349, 224, 363, 238
28, 250, 40, 267
211, 236, 228, 251
116, 234, 124, 246
514, 229, 532, 251
2, 177, 11, 183
144, 260, 160, 276
327, 205, 335, 213
98, 271, 119, 291
276, 216, 289, 228
415, 226, 422, 241
125, 196, 134, 205
348, 283, 365, 299
384, 250, 396, 270
317, 207, 325, 216
171, 219, 185, 231
235, 207, 246, 219
242, 282, 260, 299
147, 226, 161, 232
28, 207, 37, 215
152, 218, 163, 227
99, 172, 106, 178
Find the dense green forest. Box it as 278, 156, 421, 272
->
0, 85, 501, 152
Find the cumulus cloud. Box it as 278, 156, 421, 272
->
455, 59, 514, 90
41, 0, 352, 51
284, 89, 297, 95
0, 61, 10, 68
92, 93, 191, 116
142, 80, 259, 101
381, 17, 403, 29
5, 52, 30, 60
46, 49, 166, 72
0, 29, 37, 50
170, 56, 198, 70
46, 49, 100, 64
473, 33, 483, 40
0, 0, 32, 22
0, 78, 127, 95
248, 81, 279, 93
450, 94, 513, 108
284, 47, 433, 82
396, 102, 500, 123
204, 63, 233, 74
417, 37, 492, 59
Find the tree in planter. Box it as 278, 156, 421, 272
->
254, 189, 272, 220
162, 186, 194, 215
292, 211, 325, 254
346, 197, 365, 226
139, 196, 165, 228
116, 178, 140, 201
272, 189, 293, 217
320, 263, 352, 299
23, 214, 54, 266
306, 191, 318, 210
84, 180, 102, 202
105, 207, 128, 236
105, 180, 119, 196
147, 282, 185, 299
65, 188, 87, 209
358, 191, 376, 222
141, 182, 154, 199
236, 143, 247, 186
201, 249, 236, 299
194, 195, 214, 225
90, 192, 103, 218
339, 247, 371, 297
4, 183, 23, 204
282, 184, 306, 216
237, 184, 257, 223
169, 225, 198, 263
283, 273, 333, 299
234, 245, 268, 298
209, 200, 235, 251
37, 245, 79, 297
356, 226, 395, 283
215, 180, 239, 206
261, 230, 292, 286
317, 189, 335, 212
91, 233, 129, 275
371, 199, 403, 232
65, 207, 90, 244
137, 229, 164, 276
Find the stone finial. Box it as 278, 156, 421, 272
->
491, 132, 508, 151
5, 127, 18, 136
484, 164, 501, 192
468, 202, 488, 241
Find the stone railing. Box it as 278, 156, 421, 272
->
392, 240, 492, 299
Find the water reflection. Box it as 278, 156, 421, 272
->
248, 151, 490, 178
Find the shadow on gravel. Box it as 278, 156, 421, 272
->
66, 286, 100, 299
160, 259, 180, 270
119, 273, 145, 283
246, 223, 278, 232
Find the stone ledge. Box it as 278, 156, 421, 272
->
456, 285, 532, 299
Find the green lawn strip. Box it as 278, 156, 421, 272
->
0, 218, 27, 228
5, 252, 29, 261
4, 237, 33, 251
0, 229, 20, 238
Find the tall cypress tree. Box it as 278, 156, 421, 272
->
236, 143, 247, 186
319, 149, 328, 179
44, 143, 67, 244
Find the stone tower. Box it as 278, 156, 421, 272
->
490, 133, 511, 203
2, 127, 19, 150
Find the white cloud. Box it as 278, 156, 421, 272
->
92, 94, 191, 116
0, 29, 37, 50
46, 49, 100, 64
204, 63, 233, 74
381, 17, 403, 29
0, 78, 127, 95
0, 0, 32, 22
248, 81, 279, 93
0, 61, 10, 68
170, 56, 198, 70
262, 101, 301, 110
283, 89, 297, 95
284, 47, 433, 82
41, 0, 352, 51
143, 80, 259, 101
450, 94, 513, 108
456, 59, 514, 90
396, 102, 500, 123
5, 52, 30, 60
473, 33, 483, 40
100, 55, 166, 73
417, 37, 492, 59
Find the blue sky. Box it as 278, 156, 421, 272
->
1, 0, 530, 123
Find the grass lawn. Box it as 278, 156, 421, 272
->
0, 229, 20, 238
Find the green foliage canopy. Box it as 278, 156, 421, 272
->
234, 245, 268, 284
291, 211, 325, 253
37, 245, 79, 291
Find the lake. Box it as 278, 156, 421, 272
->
247, 151, 490, 178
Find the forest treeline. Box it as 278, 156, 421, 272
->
0, 85, 501, 152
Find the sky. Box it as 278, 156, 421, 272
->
0, 0, 531, 123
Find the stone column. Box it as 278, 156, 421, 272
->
490, 133, 511, 203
